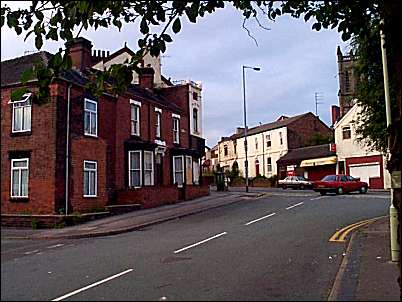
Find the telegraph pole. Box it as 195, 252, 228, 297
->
314, 92, 324, 117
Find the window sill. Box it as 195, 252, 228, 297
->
84, 133, 98, 139
10, 131, 32, 137
9, 197, 29, 203
83, 195, 98, 198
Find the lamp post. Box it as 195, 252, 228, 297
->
242, 65, 260, 193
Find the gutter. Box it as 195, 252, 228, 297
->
65, 84, 72, 215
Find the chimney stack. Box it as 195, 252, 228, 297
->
138, 67, 155, 89
236, 127, 245, 135
331, 105, 340, 126
65, 37, 93, 71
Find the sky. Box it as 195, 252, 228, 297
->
1, 2, 349, 147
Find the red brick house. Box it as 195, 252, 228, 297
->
1, 38, 208, 218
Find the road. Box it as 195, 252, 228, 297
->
1, 190, 390, 301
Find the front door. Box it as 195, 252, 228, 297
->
155, 153, 163, 185
255, 162, 260, 176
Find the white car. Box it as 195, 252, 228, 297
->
278, 176, 313, 190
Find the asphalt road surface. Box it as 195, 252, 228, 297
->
1, 190, 390, 301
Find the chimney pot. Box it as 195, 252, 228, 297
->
65, 37, 93, 71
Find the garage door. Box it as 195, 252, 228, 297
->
349, 163, 380, 184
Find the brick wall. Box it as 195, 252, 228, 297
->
287, 113, 333, 149
67, 86, 116, 213
184, 184, 210, 200
1, 84, 58, 214
116, 186, 179, 208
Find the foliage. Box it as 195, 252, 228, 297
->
3, 1, 398, 106
31, 218, 39, 229
350, 24, 398, 155
225, 161, 240, 180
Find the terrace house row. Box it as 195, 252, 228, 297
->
1, 37, 208, 217
217, 113, 333, 179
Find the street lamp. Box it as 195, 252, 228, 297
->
242, 65, 260, 193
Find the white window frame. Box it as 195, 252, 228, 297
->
173, 117, 180, 144
144, 151, 154, 186
84, 99, 98, 137
173, 155, 184, 187
10, 158, 29, 198
156, 111, 161, 138
267, 157, 272, 173
83, 160, 97, 197
11, 93, 32, 133
131, 103, 141, 136
193, 158, 200, 185
342, 126, 351, 140
128, 151, 142, 188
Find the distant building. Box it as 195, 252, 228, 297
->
217, 113, 333, 179
334, 103, 390, 189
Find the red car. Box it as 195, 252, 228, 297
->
313, 174, 368, 195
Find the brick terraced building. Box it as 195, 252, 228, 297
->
1, 38, 208, 219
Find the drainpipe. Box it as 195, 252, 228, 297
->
380, 20, 400, 262
65, 84, 72, 215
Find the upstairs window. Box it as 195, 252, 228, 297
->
266, 135, 271, 148
11, 158, 29, 197
279, 132, 283, 145
342, 126, 351, 139
84, 99, 97, 136
255, 138, 258, 150
224, 145, 228, 156
155, 111, 161, 138
12, 93, 32, 133
173, 116, 180, 144
193, 108, 198, 133
131, 101, 141, 136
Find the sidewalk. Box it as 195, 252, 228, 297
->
1, 190, 262, 240
329, 216, 401, 301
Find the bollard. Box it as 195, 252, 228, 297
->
390, 203, 400, 262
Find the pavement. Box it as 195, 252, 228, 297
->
1, 187, 400, 300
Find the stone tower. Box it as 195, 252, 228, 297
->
337, 46, 358, 117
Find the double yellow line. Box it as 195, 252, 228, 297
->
329, 216, 386, 243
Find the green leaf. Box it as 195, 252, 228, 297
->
11, 88, 29, 102
172, 18, 181, 34
161, 33, 172, 42
20, 67, 34, 83
35, 35, 43, 49
140, 18, 149, 34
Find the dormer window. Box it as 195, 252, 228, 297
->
11, 93, 32, 133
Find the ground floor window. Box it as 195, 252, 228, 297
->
186, 156, 193, 185
129, 151, 142, 187
11, 158, 29, 197
173, 156, 184, 187
144, 151, 154, 186
193, 158, 200, 185
84, 160, 97, 197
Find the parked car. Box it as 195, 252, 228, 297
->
313, 174, 368, 195
278, 176, 313, 190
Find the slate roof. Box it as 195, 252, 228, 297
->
277, 144, 336, 165
1, 51, 53, 86
1, 51, 180, 112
